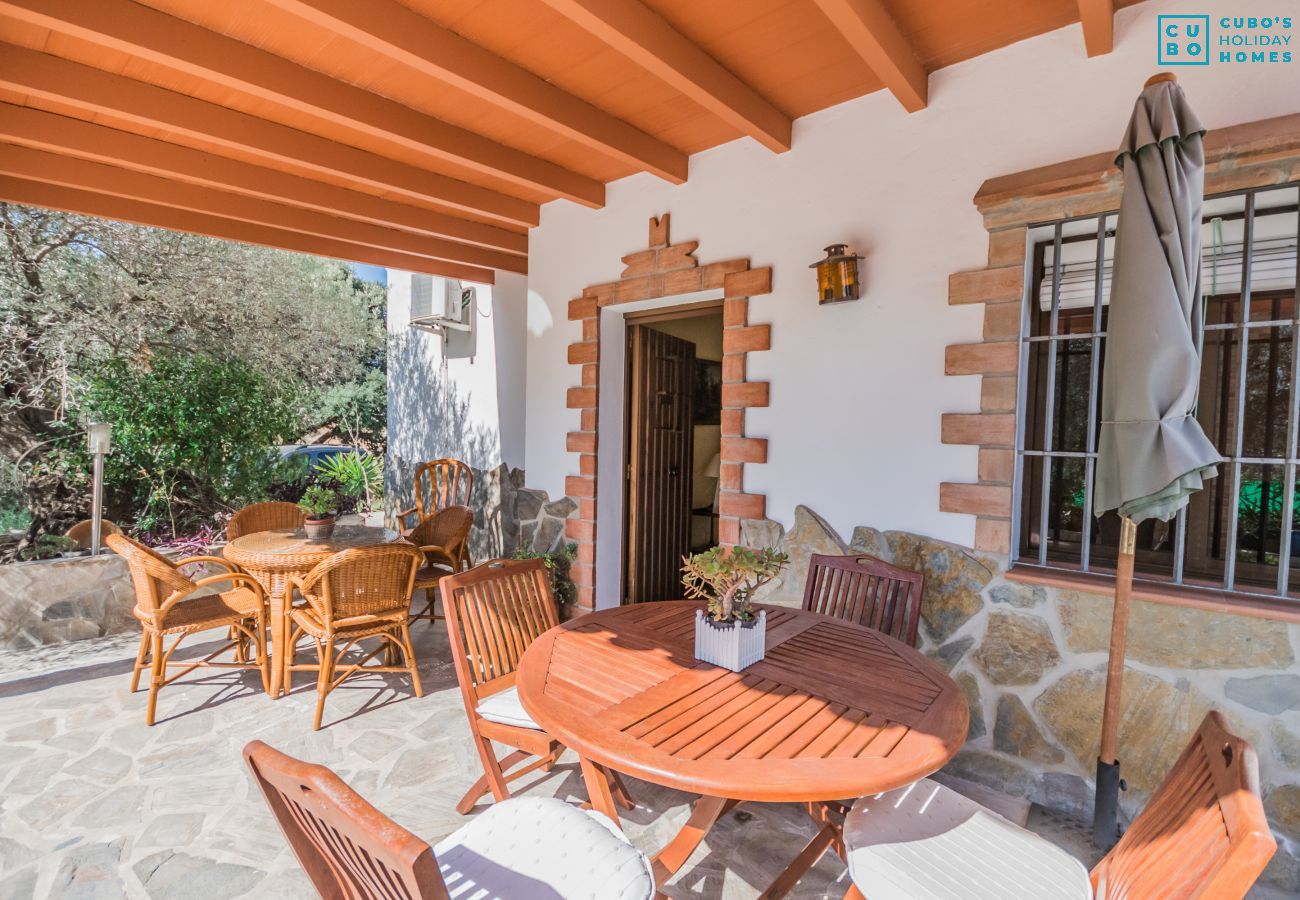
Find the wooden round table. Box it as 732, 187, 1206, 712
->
224, 525, 395, 698
517, 601, 968, 893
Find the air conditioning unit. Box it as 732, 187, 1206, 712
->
410, 275, 473, 334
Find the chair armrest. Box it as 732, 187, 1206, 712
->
158, 572, 265, 616
396, 506, 418, 526
176, 555, 238, 575
418, 544, 458, 569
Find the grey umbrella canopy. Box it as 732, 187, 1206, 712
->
1090, 74, 1221, 850
1093, 77, 1221, 524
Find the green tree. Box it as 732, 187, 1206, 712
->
82, 351, 296, 537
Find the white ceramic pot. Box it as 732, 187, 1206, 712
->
694, 608, 766, 672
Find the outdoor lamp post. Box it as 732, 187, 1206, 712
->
810, 244, 864, 304
87, 422, 112, 556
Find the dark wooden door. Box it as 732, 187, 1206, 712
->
625, 325, 695, 603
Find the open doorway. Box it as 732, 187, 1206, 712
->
622, 303, 723, 603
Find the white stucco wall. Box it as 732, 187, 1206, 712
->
387, 270, 528, 480
524, 0, 1300, 548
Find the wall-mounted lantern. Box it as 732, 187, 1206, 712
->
87, 422, 112, 556
810, 244, 863, 304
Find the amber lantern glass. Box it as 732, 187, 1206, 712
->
810, 244, 863, 304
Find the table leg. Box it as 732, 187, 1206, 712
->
650, 794, 736, 886
578, 755, 621, 827
267, 577, 287, 699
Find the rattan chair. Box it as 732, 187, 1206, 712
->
441, 558, 634, 814
283, 543, 425, 730
227, 500, 304, 541
107, 533, 268, 725
244, 740, 654, 900
803, 553, 925, 647
842, 710, 1276, 900
408, 505, 474, 625
64, 518, 122, 549
397, 458, 473, 535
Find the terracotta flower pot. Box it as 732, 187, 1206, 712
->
303, 515, 336, 541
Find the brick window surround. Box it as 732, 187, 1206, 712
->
942, 112, 1300, 557
564, 214, 773, 614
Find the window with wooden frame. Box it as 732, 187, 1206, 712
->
1015, 182, 1300, 601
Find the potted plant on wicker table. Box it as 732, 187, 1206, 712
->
682, 545, 788, 672
298, 485, 338, 541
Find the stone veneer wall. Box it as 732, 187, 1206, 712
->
743, 506, 1300, 891
0, 554, 137, 652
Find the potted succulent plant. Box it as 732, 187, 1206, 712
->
681, 545, 788, 672
298, 485, 338, 541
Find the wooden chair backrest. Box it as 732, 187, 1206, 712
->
106, 533, 195, 616
802, 554, 925, 647
411, 459, 473, 521
1091, 711, 1275, 899
227, 501, 305, 541
440, 558, 558, 704
244, 740, 448, 899
64, 518, 122, 548
297, 544, 424, 625
407, 505, 474, 569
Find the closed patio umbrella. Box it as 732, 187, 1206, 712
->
1091, 73, 1221, 848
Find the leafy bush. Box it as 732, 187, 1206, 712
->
512, 542, 578, 609
17, 534, 79, 561
298, 485, 337, 519
314, 452, 383, 512
81, 350, 296, 538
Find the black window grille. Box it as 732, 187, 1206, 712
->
1015, 182, 1300, 599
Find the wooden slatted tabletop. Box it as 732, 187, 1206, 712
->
518, 600, 967, 803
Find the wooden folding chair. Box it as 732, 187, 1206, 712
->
107, 533, 268, 725
407, 505, 474, 625
244, 740, 655, 900
441, 558, 633, 814
803, 553, 924, 647
841, 710, 1276, 900
283, 543, 425, 730
226, 501, 304, 541
397, 458, 473, 536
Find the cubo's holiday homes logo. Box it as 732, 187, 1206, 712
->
1158, 14, 1293, 66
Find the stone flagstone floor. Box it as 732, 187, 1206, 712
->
0, 625, 1282, 899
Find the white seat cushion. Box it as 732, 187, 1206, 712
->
434, 796, 654, 900
475, 686, 540, 730
844, 778, 1093, 900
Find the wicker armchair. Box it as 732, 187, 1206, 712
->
227, 501, 305, 541
408, 505, 474, 624
64, 518, 122, 549
397, 459, 473, 535
283, 543, 425, 730
106, 533, 268, 725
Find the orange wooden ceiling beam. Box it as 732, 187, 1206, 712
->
0, 0, 602, 208
0, 143, 526, 274
0, 103, 526, 256
811, 0, 928, 112
0, 175, 496, 283
1077, 0, 1115, 57
540, 0, 792, 153
0, 45, 539, 228
265, 0, 689, 184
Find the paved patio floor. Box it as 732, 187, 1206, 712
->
0, 623, 1196, 899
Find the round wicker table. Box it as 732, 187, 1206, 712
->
224, 525, 395, 697
517, 601, 968, 894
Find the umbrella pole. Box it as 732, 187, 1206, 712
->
1094, 515, 1136, 849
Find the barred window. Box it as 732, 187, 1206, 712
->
1015, 182, 1300, 599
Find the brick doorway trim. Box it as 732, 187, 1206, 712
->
563, 214, 773, 613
